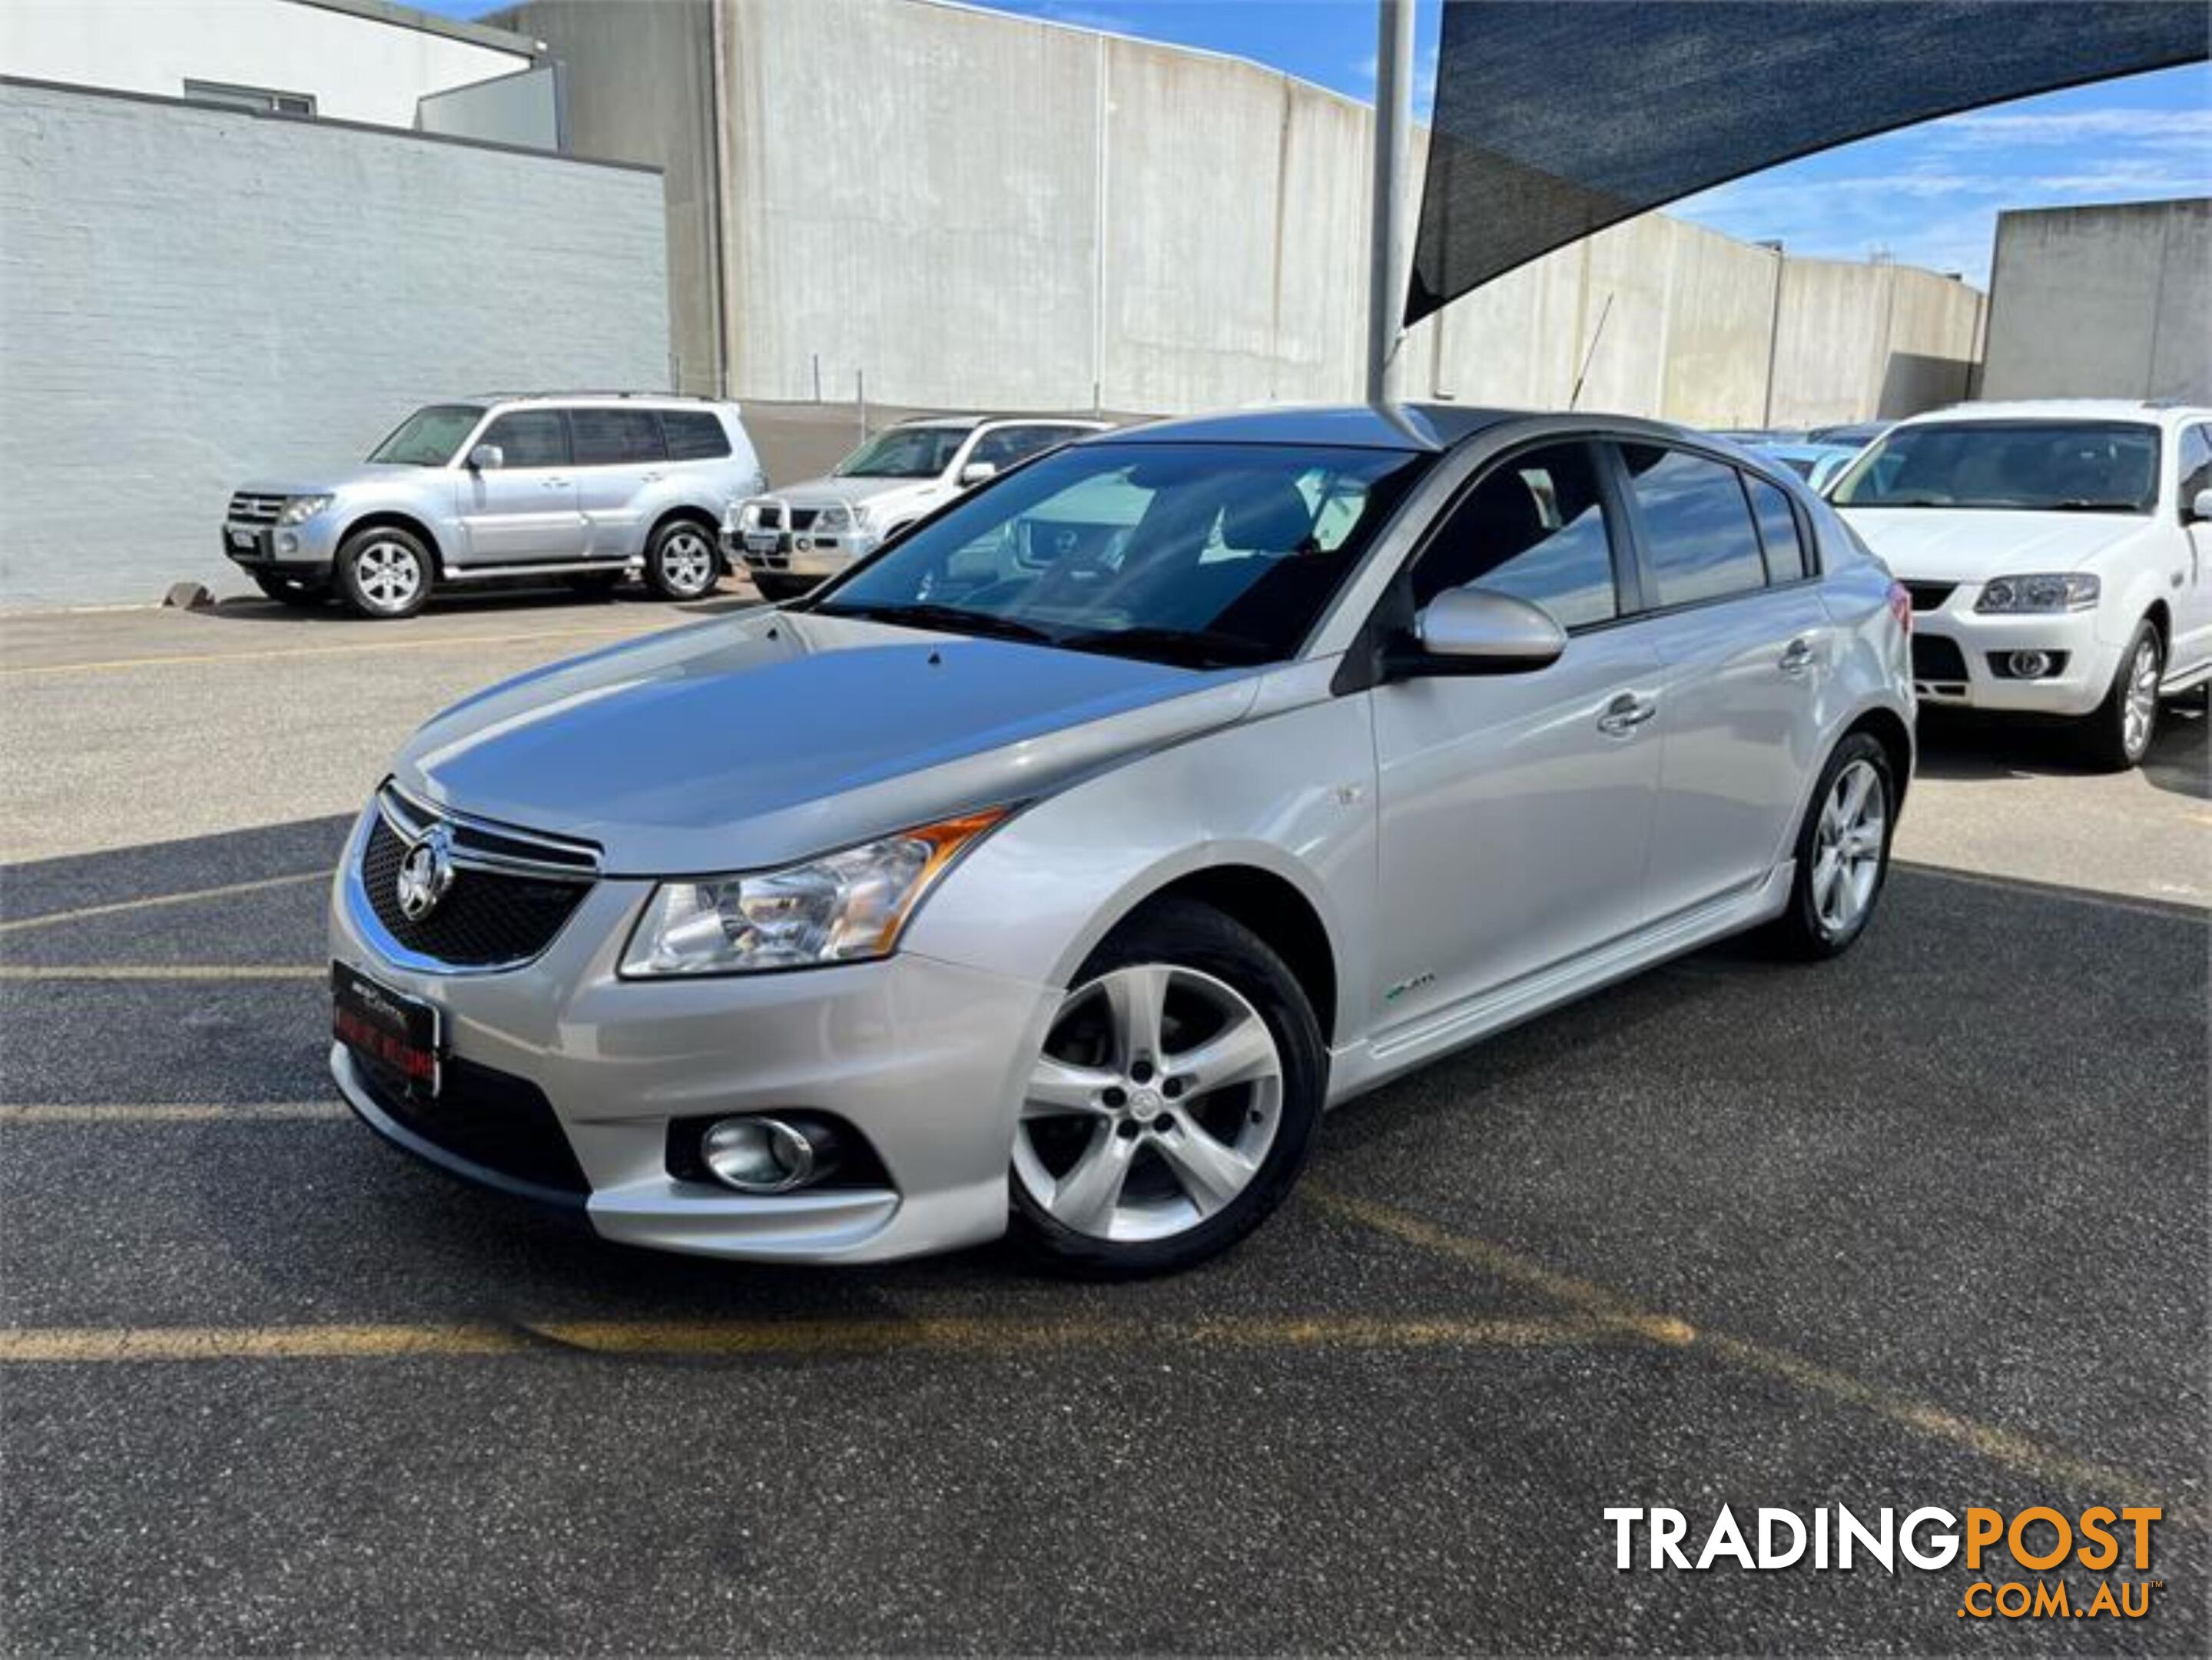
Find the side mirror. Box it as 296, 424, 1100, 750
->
467, 443, 503, 472
1398, 588, 1567, 676
958, 461, 998, 486
2191, 487, 2212, 523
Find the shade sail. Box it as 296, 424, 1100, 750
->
1408, 0, 2210, 324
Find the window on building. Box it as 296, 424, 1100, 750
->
1620, 445, 1769, 608
183, 80, 316, 118
568, 408, 667, 466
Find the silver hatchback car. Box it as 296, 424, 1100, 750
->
330, 405, 1913, 1276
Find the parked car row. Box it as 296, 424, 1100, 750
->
223, 399, 1109, 619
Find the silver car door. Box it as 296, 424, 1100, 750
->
454, 410, 582, 565
569, 406, 669, 559
1368, 440, 1664, 1032
1617, 444, 1834, 923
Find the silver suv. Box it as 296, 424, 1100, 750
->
330, 405, 1913, 1276
731, 414, 1109, 599
225, 395, 764, 618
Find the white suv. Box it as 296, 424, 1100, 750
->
1832, 400, 2212, 768
730, 414, 1109, 599
224, 396, 765, 618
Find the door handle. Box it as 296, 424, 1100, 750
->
1597, 692, 1657, 736
1778, 636, 1816, 676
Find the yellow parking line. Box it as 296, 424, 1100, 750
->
0, 1312, 1619, 1366
0, 871, 330, 935
0, 624, 645, 680
0, 964, 320, 981
0, 1103, 349, 1124
1306, 1184, 2204, 1526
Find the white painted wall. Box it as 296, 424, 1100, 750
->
0, 0, 533, 128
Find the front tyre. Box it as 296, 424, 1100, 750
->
334, 526, 432, 619
2078, 619, 2162, 772
645, 520, 720, 600
1768, 732, 1895, 961
1010, 899, 1324, 1277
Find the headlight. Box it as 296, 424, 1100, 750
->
814, 503, 853, 531
1975, 573, 2099, 613
620, 808, 1013, 976
279, 494, 333, 524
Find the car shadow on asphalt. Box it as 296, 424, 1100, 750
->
1912, 699, 2209, 801
197, 582, 761, 625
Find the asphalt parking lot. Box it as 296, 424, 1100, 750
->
2, 589, 2207, 1653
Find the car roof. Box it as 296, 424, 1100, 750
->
1105, 403, 1523, 453
463, 393, 738, 410
1893, 399, 2210, 428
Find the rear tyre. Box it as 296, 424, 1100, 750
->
334, 526, 432, 619
1010, 899, 1325, 1278
1766, 731, 1895, 961
2077, 619, 2161, 772
251, 573, 328, 609
645, 519, 720, 600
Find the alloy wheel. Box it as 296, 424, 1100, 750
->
2122, 637, 2161, 759
1809, 758, 1886, 937
353, 540, 423, 613
658, 529, 716, 597
1013, 964, 1284, 1243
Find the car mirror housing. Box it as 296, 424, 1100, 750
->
467, 443, 503, 472
1401, 588, 1567, 676
959, 461, 998, 486
2191, 486, 2212, 523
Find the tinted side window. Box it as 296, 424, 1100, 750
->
569, 408, 667, 466
1745, 476, 1809, 582
969, 425, 1073, 470
478, 410, 569, 469
1411, 442, 1619, 628
2180, 424, 2212, 506
1621, 445, 1767, 607
662, 410, 731, 461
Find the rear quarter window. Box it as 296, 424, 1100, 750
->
662, 410, 733, 461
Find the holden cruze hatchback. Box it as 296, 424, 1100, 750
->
330, 405, 1914, 1276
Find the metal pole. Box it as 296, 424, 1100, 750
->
1365, 0, 1415, 406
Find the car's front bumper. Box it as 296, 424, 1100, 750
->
724, 521, 877, 583
221, 512, 343, 576
327, 810, 1060, 1263
1905, 589, 2120, 717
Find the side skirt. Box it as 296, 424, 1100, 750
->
1325, 863, 1795, 1107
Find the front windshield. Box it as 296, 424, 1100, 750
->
1830, 420, 2159, 513
808, 441, 1431, 669
833, 426, 971, 479
369, 404, 485, 467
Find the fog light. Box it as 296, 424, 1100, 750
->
2008, 649, 2052, 679
700, 1115, 824, 1194
277, 532, 299, 554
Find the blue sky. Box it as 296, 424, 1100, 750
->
436, 0, 2209, 286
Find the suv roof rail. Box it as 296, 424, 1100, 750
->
467, 390, 722, 403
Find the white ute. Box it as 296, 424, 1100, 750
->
1831, 400, 2212, 769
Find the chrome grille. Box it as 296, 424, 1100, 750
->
227, 492, 286, 524
358, 784, 599, 971
789, 506, 821, 531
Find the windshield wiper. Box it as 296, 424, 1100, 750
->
1054, 626, 1272, 669
816, 601, 1057, 646
2048, 500, 2142, 513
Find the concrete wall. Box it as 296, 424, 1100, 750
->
0, 80, 668, 607
0, 0, 537, 129
418, 62, 562, 151
496, 0, 722, 393
505, 0, 1983, 427
1768, 259, 1984, 429
1980, 198, 2210, 403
